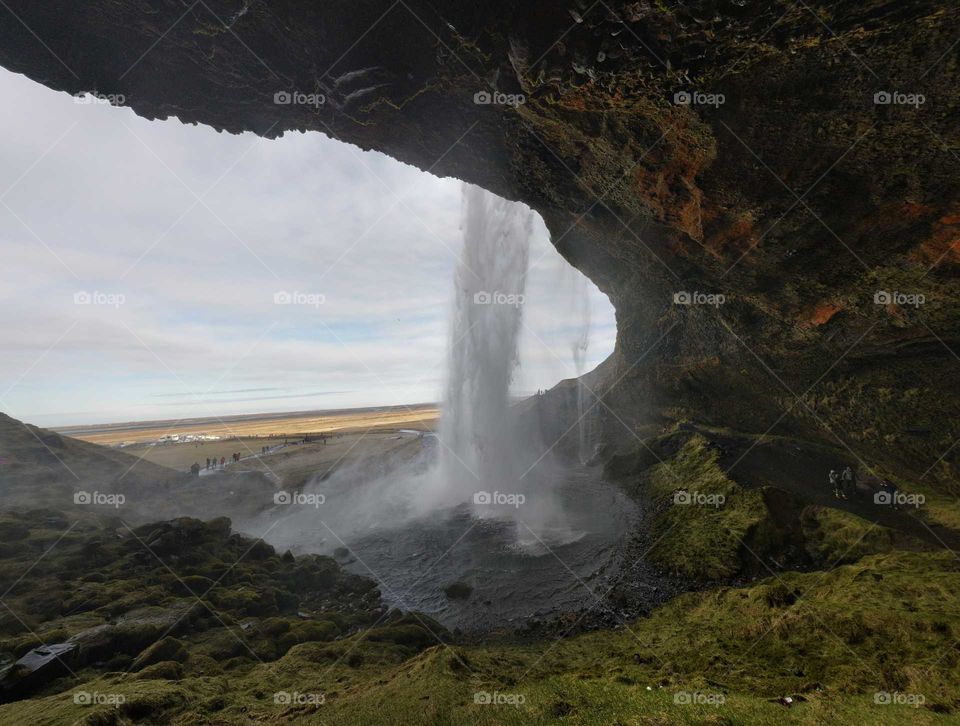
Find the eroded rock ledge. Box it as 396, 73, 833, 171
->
0, 0, 957, 485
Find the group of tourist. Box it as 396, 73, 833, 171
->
828, 466, 856, 499
189, 453, 243, 477
204, 453, 242, 469
827, 466, 901, 509
190, 453, 244, 477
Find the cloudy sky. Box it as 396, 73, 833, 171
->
0, 68, 616, 428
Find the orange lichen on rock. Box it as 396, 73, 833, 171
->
801, 303, 842, 328
900, 201, 936, 220
912, 210, 960, 268
627, 112, 715, 252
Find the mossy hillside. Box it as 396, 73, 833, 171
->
646, 435, 768, 579
6, 674, 947, 725
385, 551, 959, 724
0, 511, 378, 631
875, 470, 960, 535
512, 551, 960, 702
0, 508, 441, 705
799, 506, 904, 565
4, 550, 959, 724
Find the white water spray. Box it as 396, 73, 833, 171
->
441, 184, 533, 504
568, 271, 592, 463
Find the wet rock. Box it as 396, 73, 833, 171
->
1, 643, 76, 698
247, 539, 276, 560
443, 582, 473, 600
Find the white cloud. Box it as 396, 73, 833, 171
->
0, 69, 615, 426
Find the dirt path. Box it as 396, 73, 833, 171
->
697, 429, 960, 552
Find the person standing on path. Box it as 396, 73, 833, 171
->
841, 466, 855, 500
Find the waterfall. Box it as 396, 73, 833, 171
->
569, 272, 592, 463
440, 184, 533, 504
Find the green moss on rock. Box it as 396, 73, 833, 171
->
647, 435, 768, 579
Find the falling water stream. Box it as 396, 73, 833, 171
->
568, 269, 593, 464
441, 184, 532, 505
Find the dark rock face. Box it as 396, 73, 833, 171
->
0, 1, 957, 486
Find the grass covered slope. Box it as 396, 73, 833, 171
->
0, 509, 451, 720
2, 436, 958, 724
645, 435, 768, 579
3, 548, 958, 724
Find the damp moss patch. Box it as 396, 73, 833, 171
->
646, 435, 768, 579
